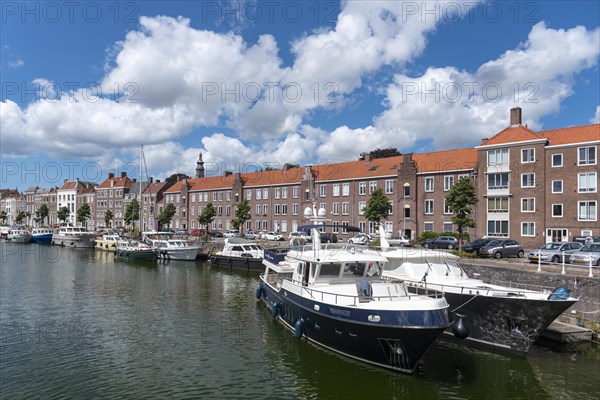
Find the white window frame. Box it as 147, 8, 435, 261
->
424, 199, 434, 215
487, 220, 509, 237
443, 222, 453, 233
342, 183, 350, 196
342, 202, 349, 215
320, 184, 327, 197
359, 182, 366, 195
332, 184, 340, 197
521, 173, 535, 188
369, 181, 377, 194
521, 148, 535, 163
552, 180, 563, 194
444, 176, 454, 192
487, 173, 509, 190
578, 172, 597, 193
443, 200, 452, 215
292, 186, 299, 199
578, 146, 597, 166
552, 204, 563, 218
552, 153, 563, 167
424, 177, 434, 192
578, 201, 597, 221
487, 148, 509, 167
487, 197, 509, 213
358, 201, 366, 215
521, 222, 536, 237
521, 198, 535, 213
424, 222, 434, 232
385, 180, 394, 194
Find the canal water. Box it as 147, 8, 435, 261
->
1, 243, 598, 399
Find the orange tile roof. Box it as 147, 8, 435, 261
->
142, 181, 171, 195
413, 148, 478, 173
165, 175, 236, 193
542, 124, 599, 146
96, 176, 133, 189
58, 181, 79, 190
479, 125, 543, 146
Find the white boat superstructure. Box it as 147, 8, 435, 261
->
95, 234, 122, 252
7, 226, 32, 243
256, 204, 450, 373
53, 226, 96, 248
376, 227, 578, 354
143, 232, 201, 261
31, 228, 53, 244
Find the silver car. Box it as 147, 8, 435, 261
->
569, 243, 600, 266
528, 242, 582, 263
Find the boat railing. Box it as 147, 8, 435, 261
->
298, 280, 442, 307
491, 280, 554, 294
403, 280, 532, 297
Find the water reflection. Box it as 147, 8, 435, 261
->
1, 243, 598, 400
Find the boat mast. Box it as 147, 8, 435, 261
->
139, 145, 143, 238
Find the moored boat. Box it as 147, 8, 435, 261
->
210, 237, 263, 271
256, 205, 449, 374
7, 226, 32, 243
95, 233, 121, 252
115, 239, 157, 260
52, 226, 96, 248
143, 232, 202, 261
376, 228, 578, 355
31, 228, 53, 244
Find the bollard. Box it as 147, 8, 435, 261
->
561, 250, 566, 274
589, 252, 593, 278
537, 251, 541, 272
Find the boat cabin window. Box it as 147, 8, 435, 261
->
232, 246, 244, 252
366, 262, 382, 277
310, 263, 317, 279
318, 263, 342, 278
343, 262, 367, 277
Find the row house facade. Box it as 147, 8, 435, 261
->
57, 179, 97, 226
157, 108, 597, 249
140, 179, 171, 232
0, 189, 25, 225
94, 172, 133, 228
24, 186, 59, 227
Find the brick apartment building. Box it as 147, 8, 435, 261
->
159, 108, 597, 248
94, 172, 133, 228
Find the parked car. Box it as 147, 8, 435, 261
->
348, 233, 372, 245
573, 236, 600, 245
478, 239, 525, 259
207, 230, 223, 238
421, 236, 459, 250
223, 230, 240, 238
569, 243, 600, 266
264, 232, 284, 241
528, 242, 583, 263
387, 235, 411, 247
289, 231, 311, 241
175, 228, 188, 236
244, 230, 259, 240
190, 229, 206, 237
462, 238, 492, 253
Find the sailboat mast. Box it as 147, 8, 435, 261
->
139, 145, 143, 236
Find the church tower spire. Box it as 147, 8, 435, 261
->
195, 153, 205, 178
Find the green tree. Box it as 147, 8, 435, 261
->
57, 206, 70, 224
232, 200, 251, 232
445, 177, 478, 251
104, 210, 114, 228
363, 188, 392, 228
124, 199, 140, 229
15, 211, 26, 225
36, 204, 50, 225
77, 203, 92, 228
0, 211, 7, 225
157, 203, 176, 230
197, 202, 216, 232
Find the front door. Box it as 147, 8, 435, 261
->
546, 229, 568, 243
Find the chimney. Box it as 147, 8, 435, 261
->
224, 171, 233, 177
120, 172, 127, 178
156, 179, 160, 183
108, 172, 114, 179
64, 179, 68, 183
481, 138, 489, 144
403, 153, 413, 163
149, 177, 153, 183
132, 178, 137, 183
364, 153, 372, 163
510, 107, 522, 126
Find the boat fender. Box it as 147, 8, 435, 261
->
547, 286, 571, 301
271, 302, 281, 318
452, 313, 469, 339
294, 319, 303, 339
255, 286, 263, 299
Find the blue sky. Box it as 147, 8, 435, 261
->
1, 0, 599, 191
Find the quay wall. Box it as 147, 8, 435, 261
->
461, 261, 600, 334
